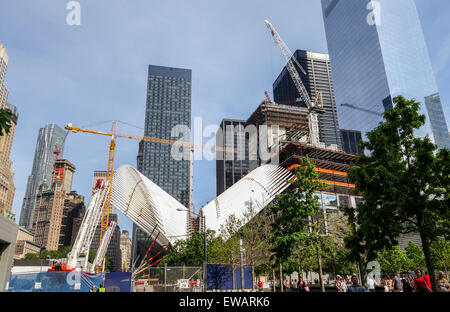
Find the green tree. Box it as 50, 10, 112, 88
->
405, 241, 425, 271
267, 157, 327, 292
0, 108, 13, 136
431, 239, 450, 278
240, 201, 273, 289
161, 230, 226, 266
377, 245, 411, 274
219, 214, 243, 290
345, 95, 449, 291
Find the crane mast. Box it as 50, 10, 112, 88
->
265, 20, 325, 148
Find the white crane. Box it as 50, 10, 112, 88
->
66, 179, 109, 271
265, 20, 326, 148
90, 221, 117, 273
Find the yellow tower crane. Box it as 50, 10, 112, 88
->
65, 120, 236, 271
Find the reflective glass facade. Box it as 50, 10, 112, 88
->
216, 119, 249, 196
141, 65, 192, 206
132, 65, 191, 268
273, 50, 341, 148
321, 0, 450, 149
19, 124, 66, 230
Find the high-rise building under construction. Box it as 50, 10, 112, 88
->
273, 49, 341, 148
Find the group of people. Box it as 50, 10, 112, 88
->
89, 283, 106, 292
336, 270, 449, 292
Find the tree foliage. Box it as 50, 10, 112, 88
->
0, 108, 13, 136
344, 95, 449, 290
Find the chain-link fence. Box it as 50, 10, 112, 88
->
133, 265, 203, 292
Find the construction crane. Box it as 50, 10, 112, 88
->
65, 179, 110, 271
341, 103, 383, 117
65, 120, 236, 270
90, 221, 117, 273
265, 20, 326, 148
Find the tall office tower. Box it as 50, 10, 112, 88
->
0, 43, 18, 218
32, 159, 76, 251
20, 124, 66, 229
321, 0, 450, 150
141, 65, 192, 206
216, 119, 249, 196
273, 50, 341, 148
132, 65, 192, 267
0, 43, 9, 106
340, 129, 363, 155
59, 191, 85, 248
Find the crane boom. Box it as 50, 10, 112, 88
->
90, 221, 117, 273
67, 180, 109, 270
265, 20, 325, 148
265, 20, 313, 110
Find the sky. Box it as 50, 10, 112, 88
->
1, 0, 449, 237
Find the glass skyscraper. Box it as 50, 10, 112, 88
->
216, 119, 249, 196
132, 65, 192, 267
273, 49, 341, 148
321, 0, 450, 150
19, 124, 66, 230
141, 65, 192, 206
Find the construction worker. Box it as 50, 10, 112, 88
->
89, 285, 96, 292
97, 283, 106, 292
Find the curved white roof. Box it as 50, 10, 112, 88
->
111, 164, 293, 245
111, 165, 189, 246
201, 164, 294, 233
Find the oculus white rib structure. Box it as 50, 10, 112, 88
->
111, 165, 190, 247
201, 164, 294, 233
111, 164, 294, 245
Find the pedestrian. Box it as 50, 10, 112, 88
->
367, 275, 377, 292
392, 273, 402, 292
385, 275, 393, 292
414, 270, 432, 293
258, 280, 263, 291
97, 283, 106, 292
335, 275, 344, 292
423, 272, 432, 290
341, 276, 348, 292
89, 285, 96, 292
437, 271, 449, 292
401, 274, 413, 293
347, 275, 366, 292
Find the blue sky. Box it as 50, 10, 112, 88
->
1, 0, 449, 236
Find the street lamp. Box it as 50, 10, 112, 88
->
177, 208, 207, 292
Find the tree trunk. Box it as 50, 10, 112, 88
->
272, 269, 276, 292
232, 265, 236, 290
316, 246, 325, 292
419, 231, 437, 291
279, 262, 284, 292
251, 264, 255, 291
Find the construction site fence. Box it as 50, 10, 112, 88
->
132, 264, 253, 292
133, 265, 204, 292
7, 271, 132, 292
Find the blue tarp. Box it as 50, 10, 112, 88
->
207, 264, 253, 290
8, 272, 104, 292
104, 272, 132, 292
